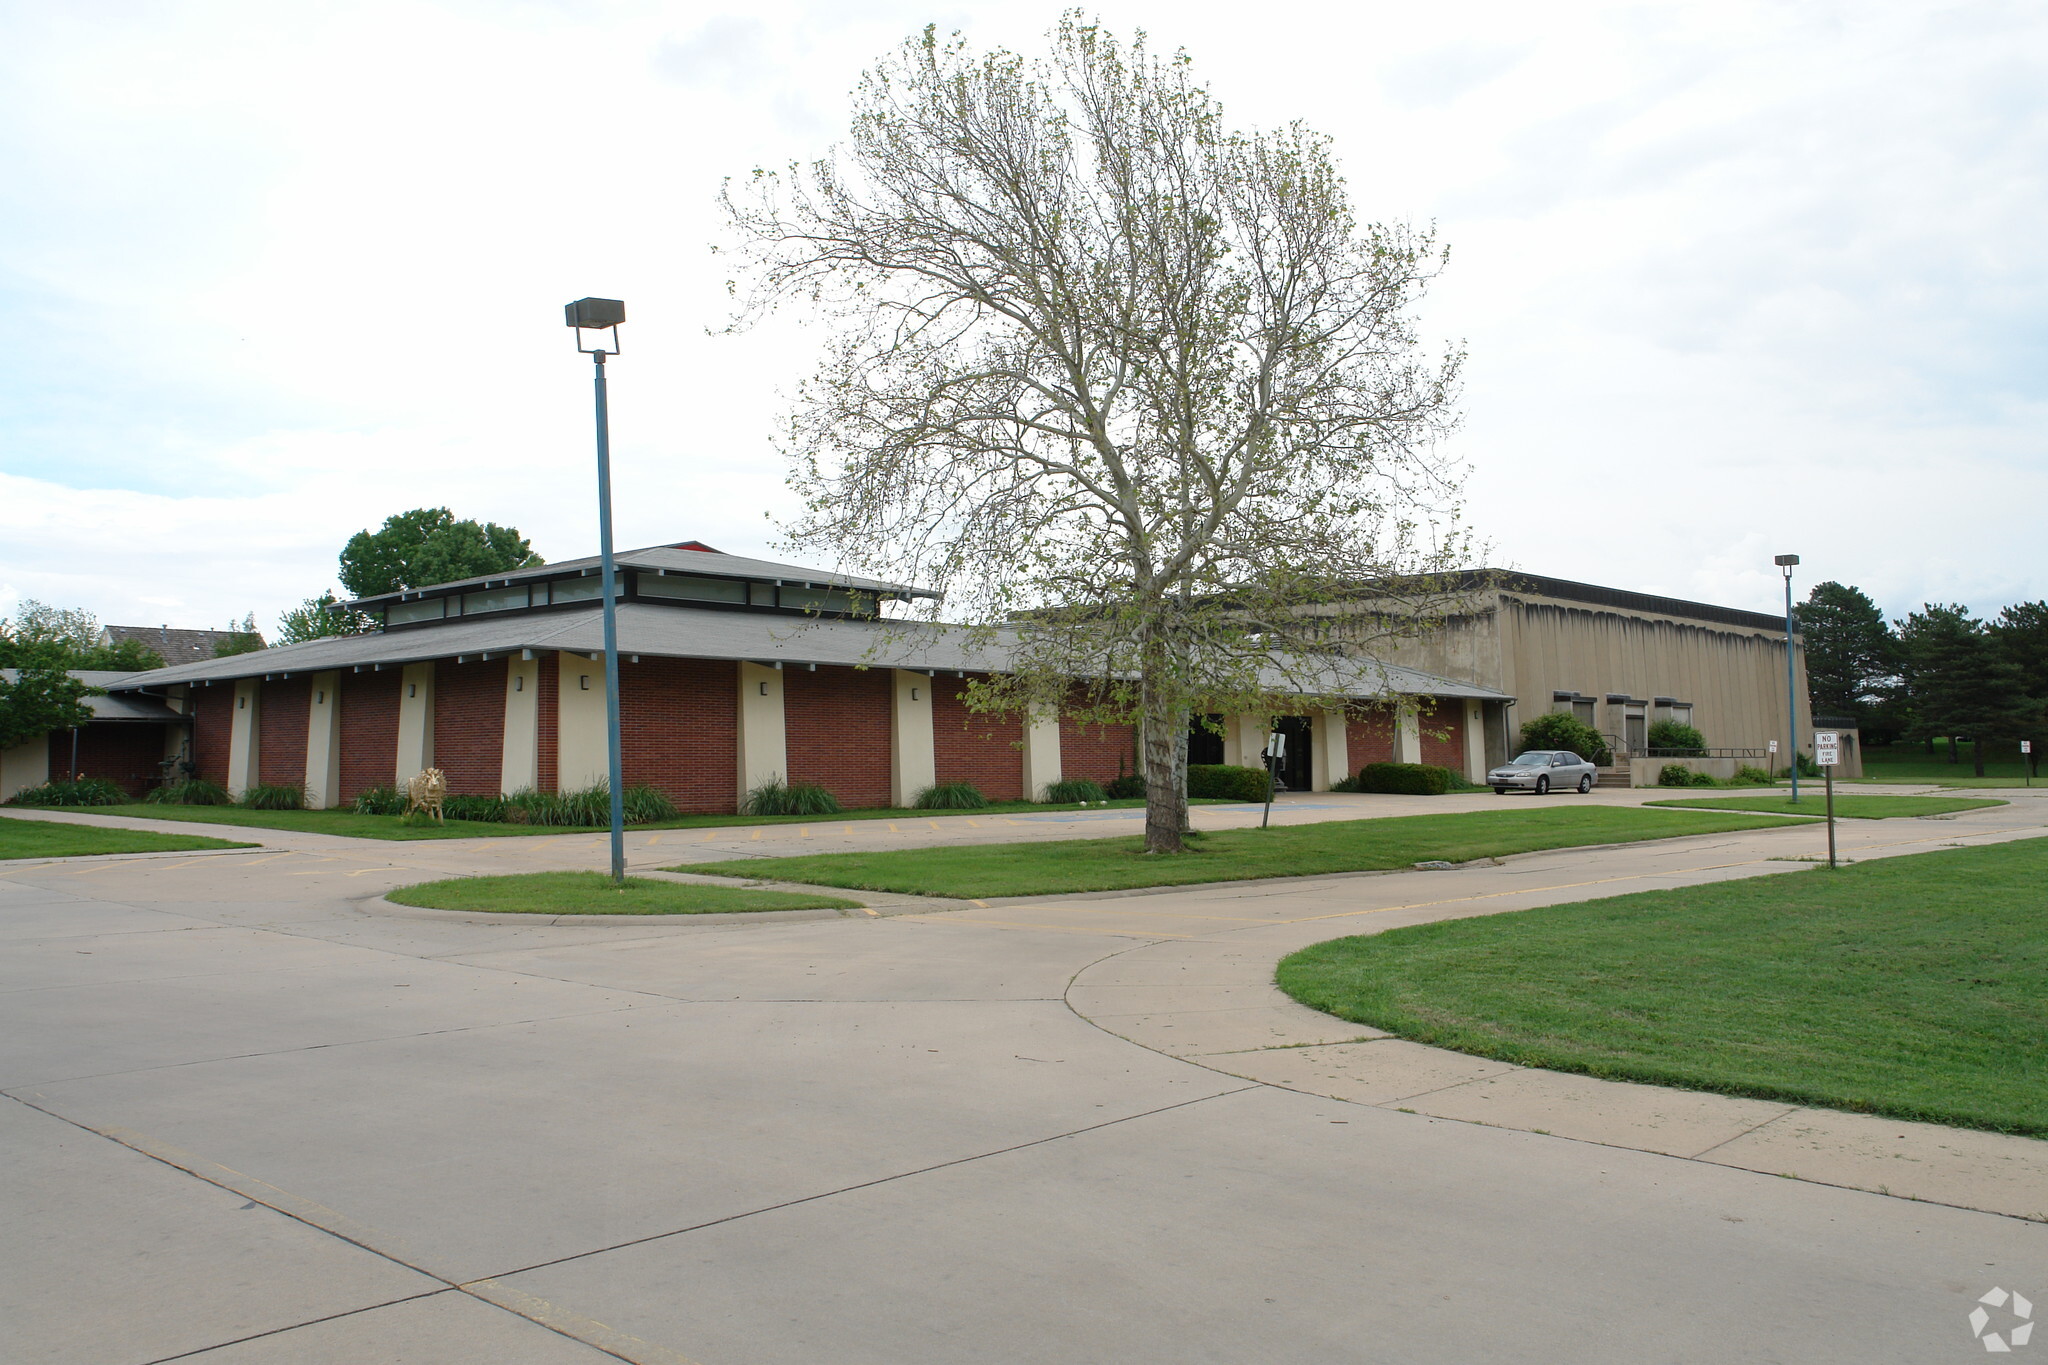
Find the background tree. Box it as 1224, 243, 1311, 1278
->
725, 17, 1465, 853
212, 613, 265, 658
0, 601, 163, 671
1800, 582, 1897, 731
276, 592, 376, 646
1895, 604, 2040, 776
0, 667, 96, 751
338, 508, 543, 599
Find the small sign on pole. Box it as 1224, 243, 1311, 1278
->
1261, 730, 1285, 828
2024, 739, 2033, 787
1813, 732, 1839, 868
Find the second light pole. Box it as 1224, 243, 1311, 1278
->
566, 297, 629, 882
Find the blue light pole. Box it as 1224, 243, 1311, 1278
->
566, 298, 628, 882
1775, 553, 1801, 804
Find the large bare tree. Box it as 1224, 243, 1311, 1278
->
724, 16, 1466, 853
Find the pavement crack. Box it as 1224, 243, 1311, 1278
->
465, 1084, 1262, 1285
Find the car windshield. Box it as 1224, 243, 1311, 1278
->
1505, 753, 1553, 766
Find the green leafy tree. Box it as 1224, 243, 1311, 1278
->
0, 667, 96, 750
723, 18, 1464, 853
1896, 604, 2041, 776
1992, 601, 2048, 774
212, 613, 266, 658
1646, 719, 1706, 754
0, 601, 163, 671
1800, 582, 1898, 728
338, 508, 543, 599
276, 592, 376, 646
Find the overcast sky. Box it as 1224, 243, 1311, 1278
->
2, 0, 2041, 637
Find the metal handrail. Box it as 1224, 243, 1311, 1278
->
1643, 747, 1769, 759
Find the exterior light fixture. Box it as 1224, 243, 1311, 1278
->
1775, 554, 1801, 803
566, 297, 628, 882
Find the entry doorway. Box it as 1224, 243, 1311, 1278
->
1271, 715, 1313, 792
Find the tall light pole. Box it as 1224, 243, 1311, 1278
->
566, 297, 628, 882
1775, 553, 1801, 804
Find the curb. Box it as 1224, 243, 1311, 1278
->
358, 892, 866, 927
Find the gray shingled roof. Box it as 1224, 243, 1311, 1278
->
344, 545, 936, 608
104, 605, 1509, 702
99, 625, 263, 665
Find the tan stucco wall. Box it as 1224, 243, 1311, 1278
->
555, 653, 609, 790
736, 662, 788, 802
1, 739, 49, 802
394, 663, 435, 786
890, 669, 936, 806
227, 678, 261, 797
501, 655, 540, 795
1019, 708, 1062, 800
303, 670, 342, 809
1351, 589, 1811, 761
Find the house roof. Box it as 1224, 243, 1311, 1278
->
104, 605, 1509, 703
99, 625, 262, 664
0, 670, 188, 723
343, 544, 937, 608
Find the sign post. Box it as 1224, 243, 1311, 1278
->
1814, 731, 1840, 868
1261, 730, 1285, 829
2024, 739, 2033, 788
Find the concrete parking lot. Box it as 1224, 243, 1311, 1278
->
4, 791, 2044, 1363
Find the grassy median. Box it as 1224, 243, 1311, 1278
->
385, 872, 861, 915
1647, 794, 2005, 820
56, 797, 1196, 842
1276, 838, 2048, 1135
0, 815, 253, 860
665, 807, 1811, 898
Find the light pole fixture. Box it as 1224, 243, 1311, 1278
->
566, 297, 628, 882
1775, 553, 1801, 804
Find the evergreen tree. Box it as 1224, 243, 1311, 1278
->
1896, 604, 2041, 776
1800, 582, 1897, 728
1992, 601, 2048, 775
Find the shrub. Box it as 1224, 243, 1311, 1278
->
148, 778, 234, 806
239, 783, 304, 810
1648, 720, 1707, 755
622, 785, 679, 823
441, 794, 508, 823
1357, 762, 1454, 796
915, 781, 989, 809
1656, 764, 1721, 788
742, 778, 843, 817
1187, 763, 1274, 802
1518, 711, 1611, 764
1783, 753, 1822, 778
1104, 773, 1144, 800
1734, 765, 1774, 786
506, 783, 612, 826
1043, 778, 1108, 803
352, 785, 406, 815
1329, 772, 1362, 792
7, 777, 127, 807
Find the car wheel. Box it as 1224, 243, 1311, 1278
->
1577, 774, 1593, 793
1493, 787, 1508, 795
1535, 776, 1550, 795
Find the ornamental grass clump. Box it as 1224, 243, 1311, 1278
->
352, 785, 406, 815
914, 781, 989, 809
622, 785, 680, 823
1043, 778, 1108, 803
742, 779, 843, 816
239, 783, 305, 810
441, 794, 508, 823
149, 778, 234, 806
6, 777, 127, 807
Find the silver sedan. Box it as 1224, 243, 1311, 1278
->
1488, 750, 1598, 795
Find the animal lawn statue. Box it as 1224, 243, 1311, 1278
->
404, 767, 448, 823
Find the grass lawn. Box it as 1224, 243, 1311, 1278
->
0, 814, 254, 860
44, 797, 1203, 842
1275, 838, 2048, 1135
385, 872, 861, 915
665, 806, 1811, 898
1859, 744, 2041, 787
1647, 794, 2006, 819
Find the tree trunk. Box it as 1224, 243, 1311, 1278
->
1947, 735, 1958, 764
1139, 654, 1188, 855
1974, 740, 1986, 777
